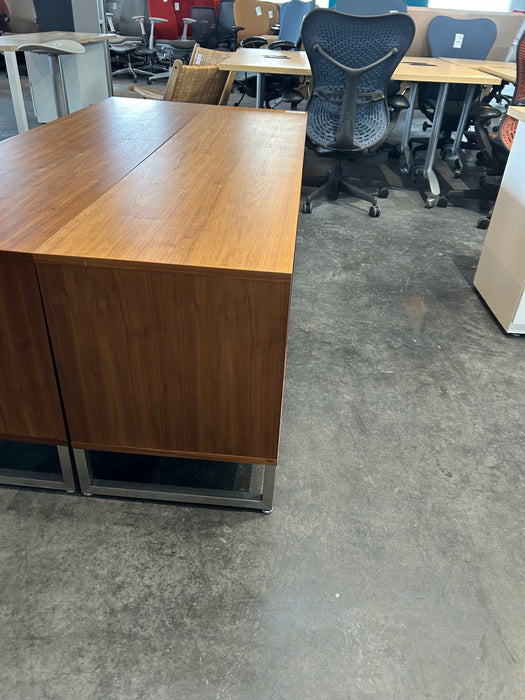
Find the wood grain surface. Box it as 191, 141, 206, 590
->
37, 264, 291, 463
0, 98, 204, 253
0, 255, 67, 444
34, 106, 307, 278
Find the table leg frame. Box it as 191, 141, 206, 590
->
0, 445, 76, 492
5, 52, 29, 134
74, 449, 276, 512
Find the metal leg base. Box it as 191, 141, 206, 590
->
73, 449, 276, 512
0, 444, 76, 492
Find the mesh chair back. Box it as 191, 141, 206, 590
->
217, 0, 236, 44
428, 16, 497, 60
302, 9, 414, 150
278, 0, 315, 45
335, 0, 407, 14
500, 31, 525, 150
191, 6, 219, 49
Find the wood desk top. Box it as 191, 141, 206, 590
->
440, 57, 516, 83
0, 98, 205, 253
34, 102, 307, 279
394, 57, 501, 84
218, 50, 501, 85
0, 31, 115, 51
218, 48, 311, 76
508, 105, 525, 122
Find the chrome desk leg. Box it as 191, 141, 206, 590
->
256, 72, 265, 109
423, 82, 449, 206
447, 83, 476, 176
5, 51, 29, 133
401, 81, 418, 173
58, 446, 77, 493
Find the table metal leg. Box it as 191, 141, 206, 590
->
256, 72, 265, 109
74, 448, 276, 512
401, 81, 418, 173
5, 52, 29, 134
445, 83, 476, 177
422, 82, 449, 203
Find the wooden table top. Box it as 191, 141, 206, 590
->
440, 57, 516, 84
0, 31, 115, 51
218, 50, 501, 85
218, 48, 311, 76
28, 99, 306, 279
394, 57, 501, 84
508, 105, 525, 122
0, 98, 206, 253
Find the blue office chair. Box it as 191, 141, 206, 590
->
270, 0, 315, 48
301, 9, 415, 216
415, 16, 498, 174
335, 0, 407, 14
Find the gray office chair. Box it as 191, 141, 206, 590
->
17, 39, 85, 119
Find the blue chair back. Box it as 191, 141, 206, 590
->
301, 9, 414, 151
428, 16, 497, 60
278, 0, 315, 45
335, 0, 407, 14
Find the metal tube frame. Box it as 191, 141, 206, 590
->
0, 445, 76, 492
74, 449, 275, 512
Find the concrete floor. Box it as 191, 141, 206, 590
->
0, 67, 524, 699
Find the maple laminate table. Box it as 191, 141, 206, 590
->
218, 47, 311, 108
2, 97, 307, 510
440, 57, 517, 84
0, 98, 205, 491
0, 31, 115, 134
219, 51, 501, 205
473, 105, 525, 335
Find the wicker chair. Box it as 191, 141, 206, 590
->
129, 44, 234, 105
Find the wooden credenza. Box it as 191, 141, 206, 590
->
0, 98, 307, 509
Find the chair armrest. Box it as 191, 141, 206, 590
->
471, 105, 502, 122
267, 40, 296, 50
240, 36, 268, 48
129, 85, 164, 100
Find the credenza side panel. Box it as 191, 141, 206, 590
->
0, 256, 67, 444
36, 264, 291, 464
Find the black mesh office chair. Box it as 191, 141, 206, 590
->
190, 6, 220, 50
301, 9, 415, 216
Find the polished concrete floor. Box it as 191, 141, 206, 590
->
0, 67, 524, 699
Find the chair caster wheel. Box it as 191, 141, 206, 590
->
377, 187, 389, 199
411, 170, 420, 184
261, 508, 273, 515
369, 204, 381, 217
425, 196, 436, 209
453, 169, 462, 178
302, 200, 312, 214
437, 196, 448, 208
477, 217, 490, 230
